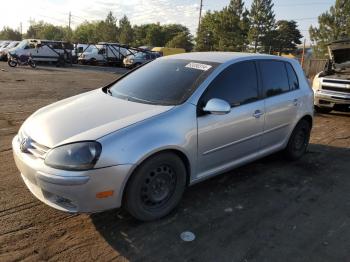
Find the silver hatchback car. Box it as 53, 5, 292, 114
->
13, 52, 314, 221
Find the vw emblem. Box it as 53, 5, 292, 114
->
20, 137, 31, 153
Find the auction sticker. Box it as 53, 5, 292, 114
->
185, 62, 212, 71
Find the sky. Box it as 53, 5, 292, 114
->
0, 0, 335, 44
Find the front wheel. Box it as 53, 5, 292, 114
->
8, 59, 17, 67
29, 60, 36, 68
284, 119, 311, 160
125, 152, 187, 221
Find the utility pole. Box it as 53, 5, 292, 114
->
301, 38, 306, 69
198, 0, 203, 31
68, 12, 71, 31
20, 22, 22, 39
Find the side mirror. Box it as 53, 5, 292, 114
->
203, 98, 231, 115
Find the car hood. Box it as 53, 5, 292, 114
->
21, 89, 173, 148
329, 41, 350, 68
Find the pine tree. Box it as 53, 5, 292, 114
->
118, 15, 134, 45
195, 0, 250, 51
248, 0, 275, 53
218, 0, 250, 51
309, 0, 350, 58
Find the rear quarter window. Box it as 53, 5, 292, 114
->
285, 62, 299, 90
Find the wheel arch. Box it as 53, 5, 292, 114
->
299, 114, 313, 128
121, 148, 192, 206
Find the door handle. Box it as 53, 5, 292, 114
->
253, 110, 264, 118
292, 98, 298, 106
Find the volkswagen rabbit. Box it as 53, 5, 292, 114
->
12, 52, 314, 221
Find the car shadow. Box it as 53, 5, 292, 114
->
90, 143, 350, 261
315, 110, 350, 118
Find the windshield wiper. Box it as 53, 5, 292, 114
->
126, 95, 158, 105
109, 89, 159, 105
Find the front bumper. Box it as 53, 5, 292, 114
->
314, 89, 350, 107
123, 60, 134, 67
12, 135, 134, 213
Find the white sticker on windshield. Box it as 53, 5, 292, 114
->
185, 62, 212, 71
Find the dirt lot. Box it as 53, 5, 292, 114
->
0, 62, 349, 262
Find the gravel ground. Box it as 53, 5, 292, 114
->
0, 62, 349, 262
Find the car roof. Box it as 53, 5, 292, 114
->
161, 51, 282, 63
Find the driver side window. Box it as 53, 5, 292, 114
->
98, 48, 106, 55
202, 61, 259, 107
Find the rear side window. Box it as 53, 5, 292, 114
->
259, 61, 290, 97
285, 63, 299, 90
202, 62, 259, 107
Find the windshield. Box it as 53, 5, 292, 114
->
16, 40, 28, 49
109, 58, 218, 105
1, 42, 9, 48
7, 42, 19, 48
84, 45, 98, 53
135, 52, 146, 58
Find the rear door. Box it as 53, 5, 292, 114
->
258, 60, 302, 149
196, 61, 265, 176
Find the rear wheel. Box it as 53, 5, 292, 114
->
285, 119, 311, 160
315, 106, 332, 114
125, 152, 187, 221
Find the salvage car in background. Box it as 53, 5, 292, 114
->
123, 51, 160, 68
78, 42, 130, 66
13, 52, 313, 221
151, 47, 185, 56
312, 39, 350, 113
8, 39, 73, 65
0, 41, 19, 61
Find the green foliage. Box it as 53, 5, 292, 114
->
196, 0, 250, 51
26, 21, 68, 41
0, 26, 22, 40
145, 23, 165, 46
166, 32, 193, 51
118, 15, 134, 44
195, 11, 220, 51
17, 11, 193, 51
73, 22, 99, 43
271, 20, 303, 53
309, 0, 350, 58
248, 0, 275, 52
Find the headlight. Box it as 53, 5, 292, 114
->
312, 75, 321, 91
45, 141, 102, 171
130, 59, 134, 63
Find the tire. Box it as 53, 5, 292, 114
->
29, 61, 36, 68
125, 152, 187, 221
8, 60, 17, 67
284, 119, 311, 160
89, 58, 97, 66
315, 106, 332, 114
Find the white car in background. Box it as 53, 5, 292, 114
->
0, 41, 20, 61
8, 39, 73, 64
78, 43, 130, 66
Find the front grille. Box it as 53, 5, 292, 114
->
323, 79, 350, 84
322, 85, 350, 93
18, 132, 50, 159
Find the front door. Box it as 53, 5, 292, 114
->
196, 61, 265, 178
